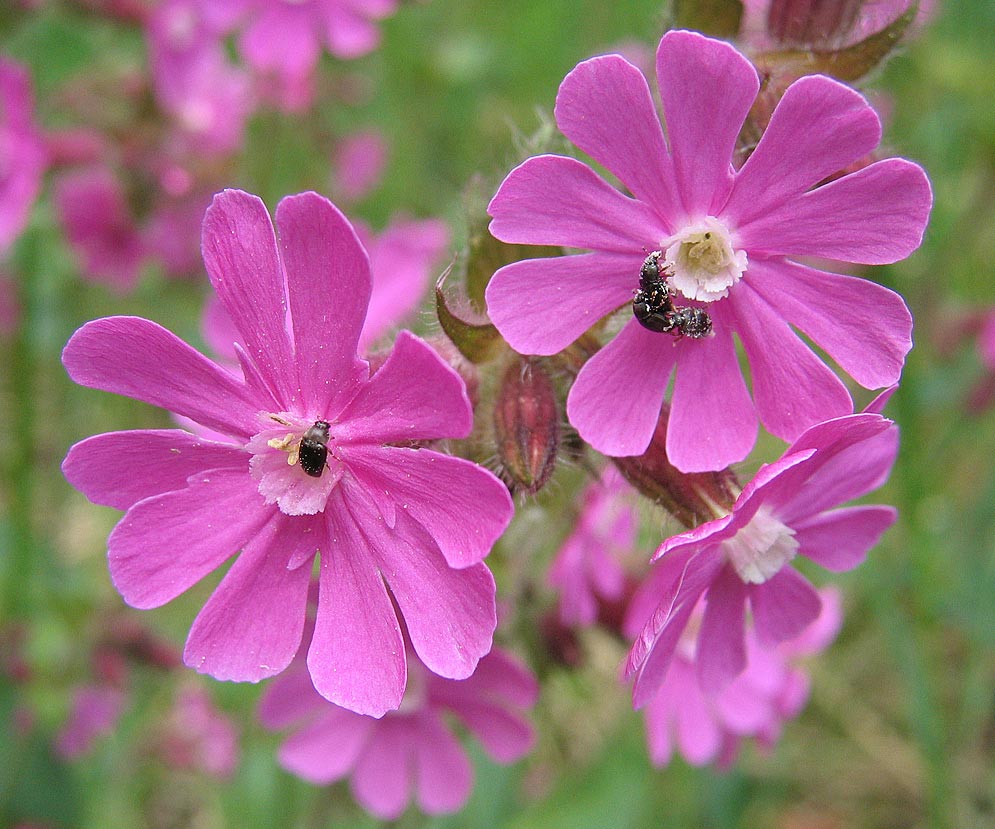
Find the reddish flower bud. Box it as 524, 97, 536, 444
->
611, 405, 739, 529
766, 0, 862, 46
494, 357, 560, 495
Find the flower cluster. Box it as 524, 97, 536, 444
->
57, 18, 932, 823
486, 29, 930, 472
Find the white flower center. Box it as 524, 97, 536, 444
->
720, 505, 799, 585
246, 412, 343, 516
663, 217, 747, 302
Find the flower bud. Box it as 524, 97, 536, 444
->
611, 405, 739, 528
766, 0, 862, 46
494, 357, 560, 495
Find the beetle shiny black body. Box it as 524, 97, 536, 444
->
298, 420, 331, 477
632, 250, 712, 340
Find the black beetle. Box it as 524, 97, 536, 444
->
298, 421, 331, 477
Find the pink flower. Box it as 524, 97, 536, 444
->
159, 684, 239, 778
634, 588, 842, 767
147, 0, 254, 156
220, 0, 399, 105
485, 30, 931, 471
62, 190, 513, 717
54, 167, 147, 293
0, 58, 47, 253
547, 466, 634, 626
55, 685, 127, 759
356, 216, 449, 351
259, 642, 537, 820
979, 311, 995, 372
624, 412, 897, 708
332, 129, 389, 203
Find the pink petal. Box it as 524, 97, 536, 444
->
553, 57, 681, 226
413, 712, 473, 815
567, 319, 677, 456
239, 5, 319, 75
627, 548, 724, 708
360, 217, 447, 349
347, 446, 512, 568
657, 30, 758, 214
738, 158, 932, 264
201, 294, 240, 363
278, 707, 373, 784
440, 647, 539, 709
62, 430, 245, 511
488, 154, 664, 251
643, 681, 677, 766
784, 587, 844, 655
275, 191, 372, 416
352, 721, 414, 819
63, 316, 261, 439
676, 676, 723, 766
750, 568, 822, 648
724, 75, 882, 225
780, 415, 898, 521
696, 566, 748, 694
334, 330, 472, 443
107, 468, 271, 609
450, 701, 534, 763
323, 2, 386, 59
667, 307, 757, 472
485, 252, 636, 356
794, 505, 897, 572
747, 258, 912, 389
257, 662, 325, 729
308, 491, 405, 717
183, 514, 316, 681
201, 190, 298, 405
732, 283, 853, 441
630, 599, 699, 711
374, 511, 497, 680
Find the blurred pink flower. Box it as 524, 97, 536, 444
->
159, 684, 239, 778
978, 311, 995, 371
486, 30, 930, 472
55, 684, 127, 759
54, 167, 146, 293
0, 58, 47, 253
62, 190, 513, 717
631, 587, 842, 767
143, 187, 215, 278
218, 0, 399, 108
624, 412, 897, 708
332, 129, 388, 203
356, 215, 448, 350
147, 0, 254, 155
260, 642, 537, 820
547, 466, 635, 627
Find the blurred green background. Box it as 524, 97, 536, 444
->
2, 1, 994, 827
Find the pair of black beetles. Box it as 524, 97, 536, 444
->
631, 250, 713, 339
299, 250, 712, 481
